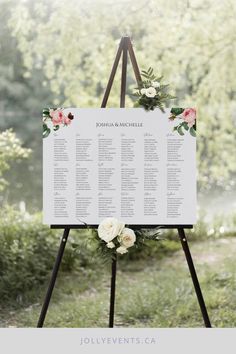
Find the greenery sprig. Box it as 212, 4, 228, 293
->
133, 67, 175, 111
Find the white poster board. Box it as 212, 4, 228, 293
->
43, 108, 196, 225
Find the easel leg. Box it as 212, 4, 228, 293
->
109, 255, 117, 328
178, 228, 211, 328
37, 228, 70, 327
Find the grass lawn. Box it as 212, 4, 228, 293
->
1, 237, 236, 328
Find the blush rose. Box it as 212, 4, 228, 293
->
63, 116, 72, 125
50, 109, 65, 126
181, 108, 196, 128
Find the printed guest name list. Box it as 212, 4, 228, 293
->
43, 108, 196, 225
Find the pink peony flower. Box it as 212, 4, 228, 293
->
181, 108, 196, 128
63, 116, 72, 125
50, 109, 65, 126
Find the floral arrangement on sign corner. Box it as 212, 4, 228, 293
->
93, 217, 160, 260
169, 107, 196, 137
42, 108, 74, 138
133, 67, 196, 137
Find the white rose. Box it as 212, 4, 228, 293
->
119, 228, 136, 248
116, 246, 128, 254
152, 81, 160, 88
98, 217, 125, 243
140, 88, 146, 95
107, 242, 115, 249
145, 87, 156, 98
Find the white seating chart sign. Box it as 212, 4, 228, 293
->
43, 108, 196, 225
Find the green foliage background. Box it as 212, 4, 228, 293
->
0, 0, 236, 209
0, 0, 236, 212
0, 0, 236, 326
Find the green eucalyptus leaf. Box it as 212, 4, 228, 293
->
42, 108, 50, 115
53, 125, 60, 131
141, 73, 150, 79
171, 107, 184, 116
43, 123, 48, 131
183, 122, 189, 130
177, 125, 185, 136
190, 127, 196, 137
43, 125, 51, 138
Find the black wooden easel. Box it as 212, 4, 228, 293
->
37, 36, 211, 328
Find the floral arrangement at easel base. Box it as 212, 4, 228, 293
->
133, 67, 175, 112
94, 217, 160, 260
42, 108, 74, 138
169, 107, 196, 137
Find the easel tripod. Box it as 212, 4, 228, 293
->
37, 36, 211, 328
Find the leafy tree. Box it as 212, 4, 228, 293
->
0, 0, 58, 120
0, 0, 61, 209
7, 0, 236, 192
0, 129, 31, 192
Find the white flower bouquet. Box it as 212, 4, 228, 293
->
96, 217, 160, 260
134, 67, 175, 111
